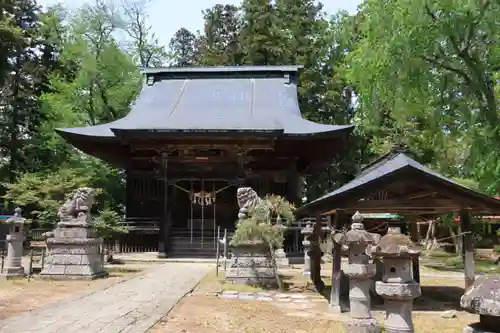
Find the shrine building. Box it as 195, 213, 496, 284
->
56, 66, 353, 257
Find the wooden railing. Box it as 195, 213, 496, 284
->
119, 217, 160, 231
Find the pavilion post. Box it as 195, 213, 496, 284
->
330, 210, 343, 313
460, 209, 475, 289
409, 218, 421, 283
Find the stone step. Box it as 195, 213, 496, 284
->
168, 249, 218, 258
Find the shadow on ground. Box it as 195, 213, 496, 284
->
318, 284, 464, 312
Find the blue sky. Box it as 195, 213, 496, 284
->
38, 0, 362, 47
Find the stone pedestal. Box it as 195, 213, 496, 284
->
301, 224, 313, 276
460, 276, 500, 333
225, 242, 277, 287
40, 216, 107, 280
335, 212, 381, 333
371, 230, 421, 333
2, 208, 26, 279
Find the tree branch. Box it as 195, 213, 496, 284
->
421, 54, 472, 84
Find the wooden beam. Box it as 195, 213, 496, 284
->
460, 210, 475, 290
340, 198, 463, 213
405, 191, 438, 200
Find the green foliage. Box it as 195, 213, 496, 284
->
2, 168, 91, 227
92, 209, 128, 239
230, 194, 295, 247
2, 158, 125, 228
344, 0, 500, 195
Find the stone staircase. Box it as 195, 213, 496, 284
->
168, 228, 232, 258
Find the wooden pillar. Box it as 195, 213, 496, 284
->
460, 209, 475, 289
330, 210, 343, 312
409, 219, 420, 283
158, 154, 169, 258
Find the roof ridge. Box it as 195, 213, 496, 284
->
357, 150, 401, 177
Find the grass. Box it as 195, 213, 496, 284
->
422, 250, 500, 274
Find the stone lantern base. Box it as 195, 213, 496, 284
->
2, 267, 25, 279
345, 318, 380, 333
463, 323, 497, 333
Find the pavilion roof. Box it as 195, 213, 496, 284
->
296, 150, 500, 217
56, 66, 352, 140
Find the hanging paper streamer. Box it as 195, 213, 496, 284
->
190, 191, 216, 206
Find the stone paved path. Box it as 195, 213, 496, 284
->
0, 263, 212, 333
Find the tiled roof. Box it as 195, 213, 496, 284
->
57, 66, 352, 138
298, 151, 500, 214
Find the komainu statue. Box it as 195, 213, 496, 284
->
236, 187, 262, 220
57, 187, 96, 221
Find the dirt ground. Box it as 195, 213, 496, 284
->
0, 265, 146, 320
150, 267, 478, 333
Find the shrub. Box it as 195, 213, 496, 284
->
230, 194, 295, 248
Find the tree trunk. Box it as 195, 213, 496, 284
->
448, 224, 463, 256
424, 220, 438, 251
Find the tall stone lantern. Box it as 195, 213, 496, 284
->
301, 223, 313, 276
370, 230, 421, 333
334, 211, 381, 333
3, 207, 26, 278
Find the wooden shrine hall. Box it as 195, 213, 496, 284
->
296, 147, 500, 309
56, 65, 353, 257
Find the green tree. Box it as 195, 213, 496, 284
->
240, 0, 287, 65
121, 0, 168, 67
344, 0, 500, 193
2, 1, 140, 229
199, 4, 243, 65
169, 27, 202, 66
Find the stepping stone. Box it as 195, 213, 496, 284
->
222, 290, 238, 295
276, 298, 292, 302
221, 294, 239, 299
256, 292, 272, 297
292, 299, 310, 303
290, 294, 308, 299
256, 296, 273, 301
238, 294, 257, 300
276, 293, 290, 298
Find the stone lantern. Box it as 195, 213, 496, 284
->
334, 211, 381, 333
301, 223, 313, 276
460, 276, 500, 333
3, 207, 26, 278
370, 230, 421, 333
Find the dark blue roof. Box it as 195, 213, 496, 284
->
298, 152, 500, 214
57, 66, 352, 138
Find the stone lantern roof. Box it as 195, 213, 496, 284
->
334, 211, 380, 245
5, 208, 26, 225
370, 232, 420, 258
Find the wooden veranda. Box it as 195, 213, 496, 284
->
296, 149, 500, 311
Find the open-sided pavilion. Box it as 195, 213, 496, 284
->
296, 147, 500, 310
